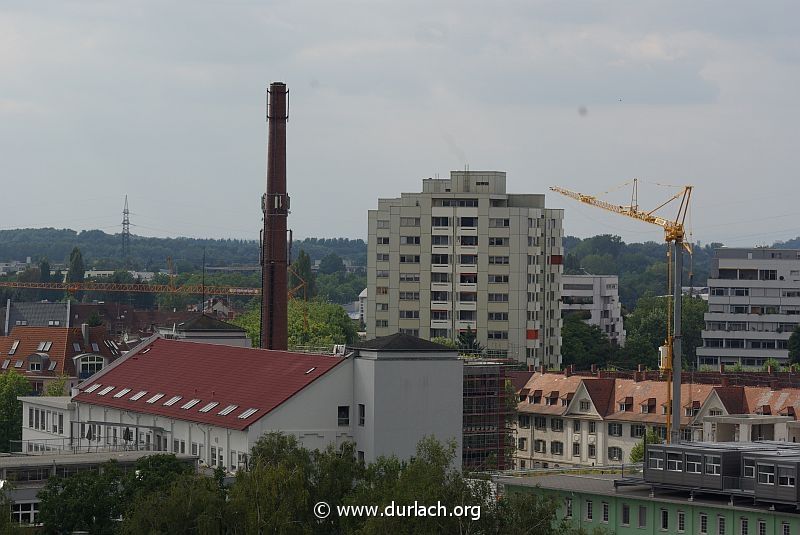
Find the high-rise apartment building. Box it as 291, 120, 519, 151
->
367, 171, 564, 367
698, 248, 800, 368
561, 274, 626, 346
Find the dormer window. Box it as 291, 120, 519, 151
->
78, 355, 105, 379
579, 400, 590, 412
29, 361, 41, 372
617, 397, 633, 412
641, 398, 656, 414
532, 390, 543, 404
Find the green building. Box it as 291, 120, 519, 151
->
497, 473, 800, 535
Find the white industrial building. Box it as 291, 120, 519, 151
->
561, 274, 626, 346
20, 333, 463, 469
698, 248, 800, 368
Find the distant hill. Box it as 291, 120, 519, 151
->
0, 228, 366, 272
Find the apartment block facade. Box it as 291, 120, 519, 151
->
367, 171, 564, 367
561, 274, 626, 346
698, 248, 800, 368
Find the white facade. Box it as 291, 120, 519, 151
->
21, 339, 462, 469
698, 248, 800, 367
561, 274, 626, 346
367, 171, 564, 367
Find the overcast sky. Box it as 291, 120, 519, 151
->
2, 1, 798, 247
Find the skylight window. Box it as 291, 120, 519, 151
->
13, 361, 22, 368
37, 342, 46, 351
97, 386, 115, 396
141, 348, 151, 354
91, 342, 100, 352
146, 393, 165, 404
130, 390, 148, 401
113, 388, 131, 398
238, 408, 259, 420
110, 341, 119, 350
73, 342, 81, 352
48, 361, 57, 371
9, 341, 19, 355
218, 404, 238, 416
305, 367, 317, 374
85, 383, 102, 393
181, 399, 201, 410
198, 402, 219, 413
163, 396, 182, 406
43, 341, 52, 352
1, 360, 8, 370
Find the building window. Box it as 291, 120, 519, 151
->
602, 502, 609, 523
580, 401, 590, 411
686, 454, 702, 473
573, 442, 580, 456
431, 235, 449, 245
608, 423, 622, 436
649, 451, 664, 470
375, 320, 388, 328
487, 293, 508, 302
488, 312, 508, 321
337, 406, 350, 426
489, 218, 510, 228
661, 509, 669, 530
399, 291, 420, 300
488, 274, 509, 284
431, 216, 449, 227
573, 420, 581, 432
487, 331, 508, 340
639, 505, 647, 528
585, 500, 593, 521
551, 441, 564, 455
400, 217, 420, 227
700, 513, 708, 534
706, 455, 721, 475
782, 522, 790, 535
741, 518, 749, 535
534, 440, 546, 453
719, 515, 726, 535
11, 502, 39, 525
376, 253, 390, 262
588, 444, 596, 458
400, 236, 420, 245
399, 310, 419, 319
589, 421, 596, 434
667, 453, 683, 472
622, 503, 630, 526
608, 447, 623, 461
678, 511, 686, 533
358, 404, 365, 427
565, 498, 573, 519
79, 355, 104, 377
489, 237, 508, 246
758, 521, 766, 535
534, 417, 547, 429
488, 256, 509, 265
518, 438, 527, 450
757, 465, 775, 485
551, 419, 563, 431
779, 467, 795, 487
376, 237, 389, 245
399, 255, 420, 264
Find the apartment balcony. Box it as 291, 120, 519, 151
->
457, 227, 478, 236
431, 264, 451, 273
458, 301, 477, 311
702, 329, 791, 340
456, 320, 477, 331
430, 320, 451, 329
458, 264, 478, 272
431, 245, 452, 254
430, 282, 451, 291
457, 245, 478, 254
458, 283, 477, 292
431, 301, 451, 310
696, 347, 788, 359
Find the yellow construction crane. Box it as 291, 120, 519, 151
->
550, 179, 693, 444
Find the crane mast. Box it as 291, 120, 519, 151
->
550, 180, 692, 444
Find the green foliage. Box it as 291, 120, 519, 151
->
87, 310, 104, 327
457, 326, 484, 356
44, 376, 69, 397
561, 315, 613, 370
0, 371, 31, 452
622, 294, 707, 369
288, 299, 358, 348
494, 490, 569, 535
38, 461, 125, 534
230, 300, 260, 347
431, 337, 457, 349
316, 271, 366, 304
789, 326, 800, 364
319, 252, 345, 275
611, 333, 657, 370
289, 249, 316, 299
764, 358, 781, 371
66, 246, 85, 283
630, 429, 663, 463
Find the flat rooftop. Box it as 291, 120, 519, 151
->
0, 450, 197, 469
496, 473, 800, 516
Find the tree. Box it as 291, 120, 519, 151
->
289, 249, 316, 299
561, 315, 613, 370
87, 311, 104, 327
457, 326, 484, 356
38, 460, 125, 534
0, 371, 32, 452
66, 246, 85, 283
319, 252, 345, 275
630, 429, 662, 463
431, 337, 457, 349
44, 376, 69, 396
789, 326, 800, 364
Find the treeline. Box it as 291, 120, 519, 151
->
563, 234, 719, 309
29, 434, 600, 535
0, 229, 367, 272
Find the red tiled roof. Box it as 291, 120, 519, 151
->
73, 337, 345, 431
0, 326, 120, 378
508, 371, 534, 393
714, 386, 747, 414
582, 379, 616, 416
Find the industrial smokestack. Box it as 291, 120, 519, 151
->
260, 82, 289, 350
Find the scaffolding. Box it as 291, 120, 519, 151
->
462, 360, 516, 471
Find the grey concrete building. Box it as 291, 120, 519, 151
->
698, 248, 800, 368
366, 171, 564, 367
561, 274, 626, 346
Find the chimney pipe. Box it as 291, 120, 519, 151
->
720, 377, 729, 387
591, 363, 597, 374
81, 323, 89, 348
260, 82, 289, 351
564, 366, 572, 377
637, 364, 644, 373
539, 365, 545, 375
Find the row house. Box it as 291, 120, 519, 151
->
515, 371, 724, 468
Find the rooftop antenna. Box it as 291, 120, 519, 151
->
201, 248, 206, 315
